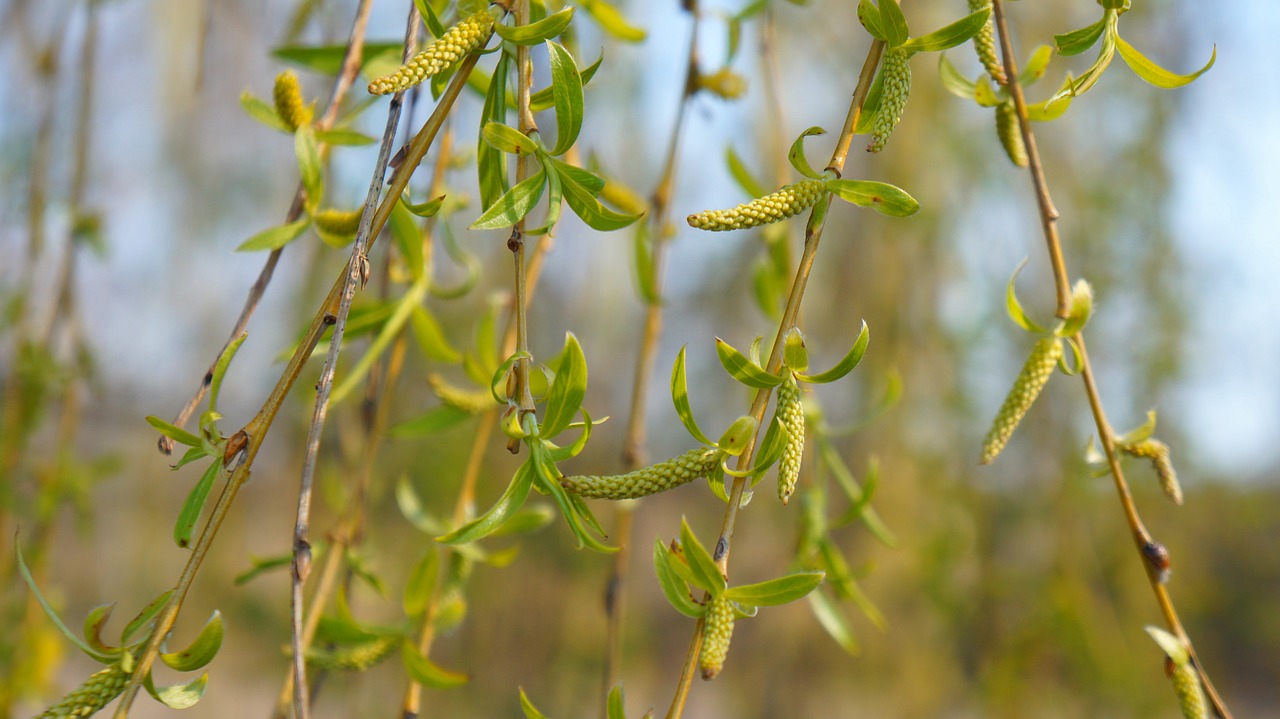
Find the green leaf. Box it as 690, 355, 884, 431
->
332, 282, 427, 404
496, 7, 575, 45
545, 408, 597, 462
161, 611, 224, 671
208, 333, 247, 415
1054, 17, 1106, 56
401, 194, 446, 218
546, 41, 584, 156
725, 145, 768, 199
525, 160, 563, 236
1116, 409, 1158, 446
482, 121, 539, 155
272, 41, 402, 75
808, 590, 859, 654
174, 462, 220, 548
724, 571, 824, 606
314, 128, 377, 146
403, 549, 439, 617
580, 0, 646, 42
540, 332, 587, 438
715, 338, 783, 389
854, 67, 885, 135
144, 672, 209, 710
470, 169, 547, 230
901, 8, 989, 54
1019, 45, 1055, 85
936, 53, 976, 100
796, 320, 869, 384
680, 517, 726, 594
16, 542, 115, 662
390, 200, 425, 281
716, 415, 758, 456
1116, 36, 1215, 89
239, 91, 289, 132
654, 540, 704, 618
520, 687, 551, 719
1056, 278, 1094, 336
410, 306, 462, 364
670, 347, 715, 446
787, 126, 827, 180
632, 220, 659, 304
531, 452, 617, 552
856, 0, 886, 41
235, 217, 310, 252
1047, 22, 1117, 105
825, 179, 919, 217
417, 0, 445, 39
437, 461, 536, 545
478, 56, 510, 209
294, 125, 322, 206
84, 603, 118, 656
122, 590, 176, 646
402, 642, 470, 688
746, 415, 787, 484
556, 160, 642, 231
607, 684, 627, 719
783, 329, 808, 373
146, 416, 203, 448
1004, 260, 1048, 334
491, 504, 556, 537
1144, 626, 1190, 665
234, 552, 294, 586
822, 445, 897, 547
391, 404, 472, 436
877, 0, 909, 48
531, 53, 603, 112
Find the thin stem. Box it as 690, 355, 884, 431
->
990, 1, 1231, 716
664, 38, 886, 719
506, 0, 538, 449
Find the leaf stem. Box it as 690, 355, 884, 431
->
990, 1, 1231, 716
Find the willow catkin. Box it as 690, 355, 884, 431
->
1122, 438, 1182, 505
868, 47, 912, 153
686, 180, 825, 232
776, 376, 805, 504
700, 595, 735, 680
37, 663, 129, 718
273, 70, 312, 131
312, 208, 363, 236
1170, 660, 1208, 719
560, 447, 723, 499
996, 100, 1028, 167
968, 0, 1007, 85
367, 9, 497, 95
696, 68, 748, 100
304, 635, 398, 671
980, 337, 1062, 464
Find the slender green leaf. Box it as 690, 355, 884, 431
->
540, 332, 587, 438
877, 0, 909, 48
632, 220, 659, 304
901, 8, 988, 54
787, 126, 827, 180
208, 333, 247, 415
84, 603, 118, 656
235, 217, 310, 252
670, 347, 715, 446
808, 590, 859, 654
174, 462, 220, 548
483, 121, 539, 155
272, 41, 402, 75
607, 684, 627, 719
332, 282, 426, 404
680, 517, 726, 594
1116, 36, 1214, 88
402, 194, 446, 218
825, 179, 919, 217
295, 125, 322, 205
161, 611, 223, 671
726, 145, 768, 199
580, 0, 646, 42
715, 338, 783, 389
654, 540, 704, 618
558, 161, 642, 231
478, 56, 510, 208
144, 672, 209, 709
1054, 17, 1106, 56
402, 642, 470, 688
724, 571, 824, 606
716, 415, 758, 456
496, 7, 574, 45
239, 91, 289, 132
546, 41, 584, 156
470, 169, 547, 230
525, 160, 563, 236
936, 53, 976, 100
857, 0, 885, 41
16, 542, 115, 662
853, 67, 884, 135
122, 590, 176, 646
531, 452, 617, 552
520, 687, 551, 719
1019, 45, 1055, 85
391, 404, 472, 437
410, 305, 462, 364
314, 128, 376, 146
1004, 260, 1047, 334
437, 462, 535, 544
146, 416, 203, 448
797, 320, 869, 384
1116, 410, 1159, 446
531, 53, 603, 112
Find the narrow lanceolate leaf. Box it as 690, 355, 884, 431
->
775, 376, 805, 504
438, 461, 536, 544
796, 320, 870, 384
715, 338, 783, 389
312, 207, 363, 236
1115, 35, 1215, 89
470, 169, 546, 230
545, 40, 585, 156
687, 180, 825, 232
900, 7, 990, 54
968, 0, 1005, 84
402, 643, 469, 688
868, 47, 911, 153
236, 217, 310, 252
368, 8, 497, 95
273, 70, 311, 131
699, 595, 735, 680
671, 347, 715, 446
495, 7, 574, 45
174, 462, 220, 548
654, 539, 706, 618
980, 337, 1063, 464
541, 332, 587, 438
36, 663, 129, 719
161, 611, 224, 671
561, 447, 722, 499
995, 100, 1028, 167
723, 571, 824, 606
826, 179, 920, 217
428, 374, 496, 415
1121, 439, 1182, 505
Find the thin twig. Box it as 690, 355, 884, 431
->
989, 1, 1231, 716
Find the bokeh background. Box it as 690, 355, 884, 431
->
1, 0, 1277, 717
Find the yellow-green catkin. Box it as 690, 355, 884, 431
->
1123, 439, 1182, 505
429, 373, 497, 415
1170, 660, 1207, 719
273, 70, 312, 132
968, 0, 1007, 85
868, 47, 912, 153
776, 375, 805, 504
37, 662, 129, 718
304, 635, 398, 671
696, 68, 748, 100
312, 208, 363, 236
561, 447, 723, 499
687, 180, 825, 232
996, 100, 1028, 167
699, 595, 735, 680
980, 336, 1062, 464
367, 9, 497, 95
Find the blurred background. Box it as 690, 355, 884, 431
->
1, 0, 1277, 717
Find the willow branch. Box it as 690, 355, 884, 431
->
990, 1, 1231, 716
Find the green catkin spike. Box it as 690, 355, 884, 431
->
37, 662, 129, 718
868, 47, 912, 153
1171, 661, 1208, 719
686, 180, 825, 232
561, 447, 724, 499
776, 375, 805, 504
980, 336, 1063, 464
304, 635, 399, 671
968, 0, 1007, 85
367, 9, 497, 95
1122, 438, 1182, 505
699, 595, 735, 680
273, 70, 312, 132
312, 208, 363, 236
996, 100, 1028, 167
428, 373, 497, 415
